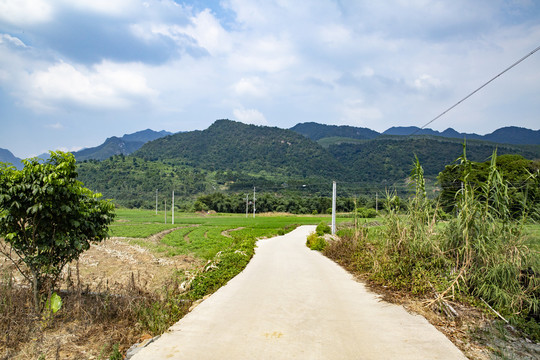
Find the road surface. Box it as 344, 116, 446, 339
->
132, 225, 466, 359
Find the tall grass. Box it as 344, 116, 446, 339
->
324, 147, 539, 339
442, 149, 539, 322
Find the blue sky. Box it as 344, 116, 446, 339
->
1, 0, 539, 158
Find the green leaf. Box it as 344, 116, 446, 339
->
46, 292, 62, 314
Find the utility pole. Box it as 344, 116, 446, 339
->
331, 181, 336, 235
164, 199, 167, 224
253, 187, 256, 218
155, 189, 158, 215
245, 194, 249, 218
376, 192, 378, 213
172, 190, 175, 225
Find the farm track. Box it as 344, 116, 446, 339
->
132, 226, 467, 359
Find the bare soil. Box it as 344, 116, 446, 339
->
0, 234, 203, 360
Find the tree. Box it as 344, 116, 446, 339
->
438, 152, 539, 218
0, 151, 115, 311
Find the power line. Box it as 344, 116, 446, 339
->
411, 44, 540, 136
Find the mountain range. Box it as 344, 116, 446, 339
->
291, 122, 540, 145
63, 119, 539, 208
73, 129, 171, 161
0, 148, 23, 170
2, 123, 538, 168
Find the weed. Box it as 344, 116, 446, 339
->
306, 233, 326, 251
315, 222, 331, 236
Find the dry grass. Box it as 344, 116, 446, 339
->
0, 236, 199, 360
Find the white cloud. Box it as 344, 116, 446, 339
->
233, 107, 268, 125
0, 0, 53, 25
319, 24, 351, 47
26, 61, 158, 111
232, 77, 265, 97
56, 145, 83, 153
0, 34, 27, 48
229, 35, 297, 73
413, 74, 442, 91
180, 9, 232, 55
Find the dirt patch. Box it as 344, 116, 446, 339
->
71, 237, 200, 292
221, 227, 245, 238
0, 232, 203, 359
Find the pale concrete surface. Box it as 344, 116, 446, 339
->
132, 225, 467, 360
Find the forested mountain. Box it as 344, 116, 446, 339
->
73, 129, 171, 161
382, 126, 483, 139
120, 129, 172, 143
291, 122, 539, 145
135, 119, 344, 179
327, 137, 540, 186
75, 119, 540, 208
0, 148, 22, 169
483, 126, 540, 145
290, 122, 379, 141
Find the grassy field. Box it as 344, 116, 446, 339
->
110, 208, 346, 259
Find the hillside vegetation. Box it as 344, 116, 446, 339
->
76, 120, 540, 208
135, 119, 344, 179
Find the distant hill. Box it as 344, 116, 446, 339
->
73, 129, 171, 161
0, 148, 22, 169
291, 122, 539, 145
77, 120, 540, 206
135, 119, 344, 179
120, 129, 172, 143
382, 126, 482, 138
382, 126, 538, 145
290, 122, 379, 141
328, 137, 540, 186
483, 126, 540, 145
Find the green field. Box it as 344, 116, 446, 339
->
110, 208, 345, 259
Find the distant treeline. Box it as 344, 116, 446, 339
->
193, 192, 376, 214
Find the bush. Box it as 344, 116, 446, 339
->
356, 207, 377, 218
306, 233, 326, 251
316, 222, 331, 236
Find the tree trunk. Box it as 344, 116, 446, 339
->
31, 269, 40, 314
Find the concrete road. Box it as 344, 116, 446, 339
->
132, 225, 467, 359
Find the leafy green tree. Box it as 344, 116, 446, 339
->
0, 152, 115, 311
438, 153, 539, 218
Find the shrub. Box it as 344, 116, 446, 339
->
315, 222, 331, 236
306, 233, 326, 251
356, 207, 377, 218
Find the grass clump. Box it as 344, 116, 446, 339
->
306, 232, 326, 251
316, 222, 331, 236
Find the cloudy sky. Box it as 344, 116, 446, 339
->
1, 0, 539, 158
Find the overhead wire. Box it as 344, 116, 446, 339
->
410, 44, 540, 136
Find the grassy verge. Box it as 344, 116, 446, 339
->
322, 155, 540, 358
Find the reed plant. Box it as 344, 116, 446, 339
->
325, 146, 539, 339
442, 148, 539, 323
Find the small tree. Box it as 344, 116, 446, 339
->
0, 151, 115, 311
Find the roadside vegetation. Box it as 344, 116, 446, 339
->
323, 149, 540, 358
0, 208, 333, 359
